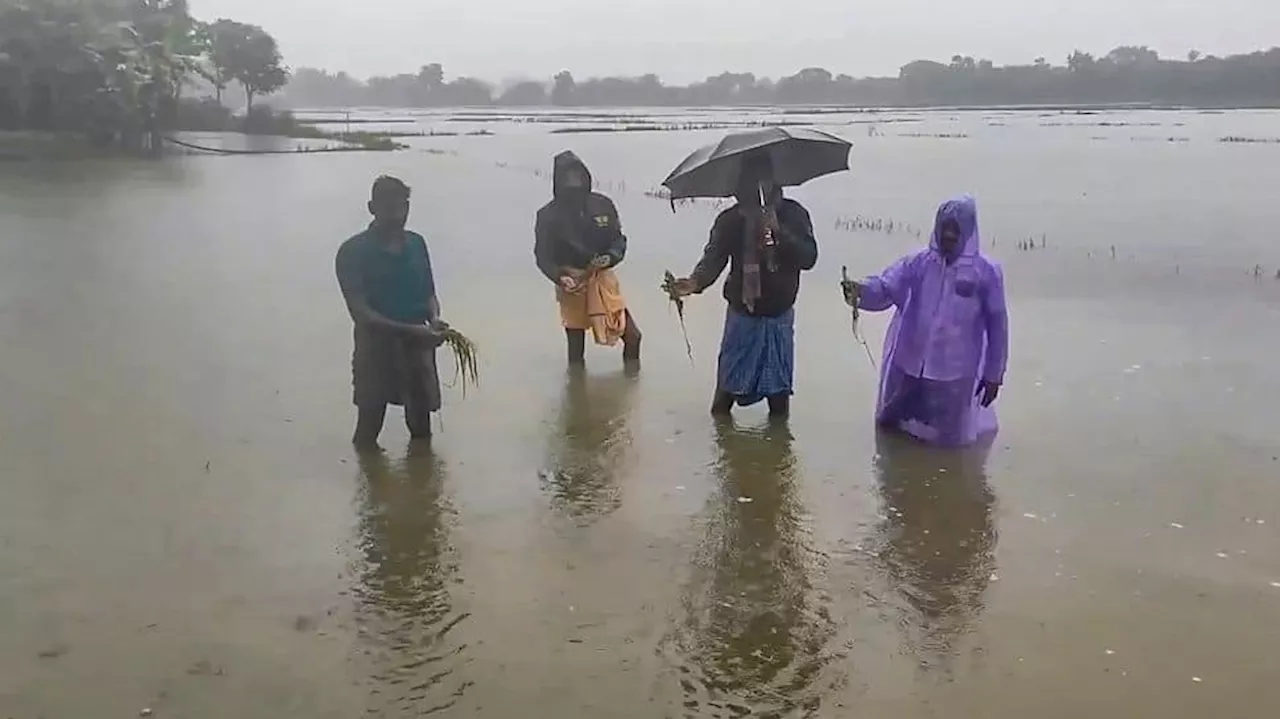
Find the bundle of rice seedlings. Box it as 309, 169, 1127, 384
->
842, 265, 876, 370
441, 328, 480, 395
662, 270, 694, 364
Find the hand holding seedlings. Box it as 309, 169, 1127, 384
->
841, 266, 876, 369
662, 270, 695, 364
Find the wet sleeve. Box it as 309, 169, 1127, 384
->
690, 214, 732, 293
859, 255, 914, 312
533, 209, 560, 283
601, 198, 627, 267
776, 202, 818, 271
981, 264, 1009, 384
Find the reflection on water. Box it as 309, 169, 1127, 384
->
4, 107, 1280, 716
540, 368, 639, 521
350, 446, 471, 715
666, 420, 842, 718
870, 431, 998, 664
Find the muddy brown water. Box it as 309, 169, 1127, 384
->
2, 109, 1279, 717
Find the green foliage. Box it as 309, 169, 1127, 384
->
206, 18, 288, 112
242, 102, 296, 134
0, 1, 287, 151
168, 97, 404, 151
172, 95, 231, 131
0, 0, 212, 146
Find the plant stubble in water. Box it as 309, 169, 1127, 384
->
1, 107, 1279, 717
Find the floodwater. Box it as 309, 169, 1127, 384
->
2, 108, 1279, 718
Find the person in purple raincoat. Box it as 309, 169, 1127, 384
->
842, 195, 1009, 447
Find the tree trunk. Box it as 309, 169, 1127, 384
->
243, 89, 256, 132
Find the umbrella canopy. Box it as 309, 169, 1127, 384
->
661, 126, 852, 200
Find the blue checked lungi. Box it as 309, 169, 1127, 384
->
716, 306, 796, 407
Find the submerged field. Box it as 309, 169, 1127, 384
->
1, 106, 1278, 718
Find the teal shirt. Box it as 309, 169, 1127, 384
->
336, 226, 436, 323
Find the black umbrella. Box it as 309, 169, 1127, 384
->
661, 126, 852, 201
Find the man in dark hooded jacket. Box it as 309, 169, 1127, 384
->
534, 151, 642, 366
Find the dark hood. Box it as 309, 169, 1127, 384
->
552, 150, 593, 200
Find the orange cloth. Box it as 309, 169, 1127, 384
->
557, 268, 627, 346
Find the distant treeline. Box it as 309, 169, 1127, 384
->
282, 46, 1280, 109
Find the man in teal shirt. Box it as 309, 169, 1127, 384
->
336, 176, 448, 447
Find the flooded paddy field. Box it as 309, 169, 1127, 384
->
2, 107, 1278, 717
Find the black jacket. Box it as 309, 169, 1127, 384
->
534, 151, 626, 282
689, 198, 819, 317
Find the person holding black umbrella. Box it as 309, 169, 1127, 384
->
666, 152, 818, 418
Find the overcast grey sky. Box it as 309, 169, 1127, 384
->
192, 1, 1279, 83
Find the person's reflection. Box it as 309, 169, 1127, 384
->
671, 419, 839, 716
870, 430, 998, 662
351, 446, 468, 714
540, 367, 638, 520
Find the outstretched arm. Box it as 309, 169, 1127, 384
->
981, 265, 1009, 385
858, 255, 914, 312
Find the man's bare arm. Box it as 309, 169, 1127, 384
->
426, 295, 442, 325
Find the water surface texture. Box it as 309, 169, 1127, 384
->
2, 108, 1279, 718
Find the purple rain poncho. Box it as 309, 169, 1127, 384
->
858, 195, 1009, 447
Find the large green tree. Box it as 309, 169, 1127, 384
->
206, 18, 288, 113
0, 0, 211, 149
